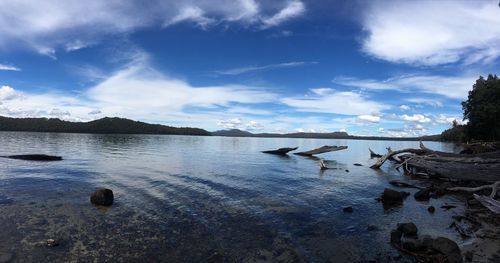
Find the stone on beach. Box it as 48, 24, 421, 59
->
90, 189, 114, 206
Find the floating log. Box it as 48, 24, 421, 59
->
369, 148, 382, 158
294, 145, 347, 156
262, 147, 298, 155
1, 154, 63, 161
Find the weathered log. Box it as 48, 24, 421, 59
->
370, 148, 428, 169
473, 194, 500, 214
448, 181, 500, 198
262, 147, 298, 155
1, 154, 63, 161
294, 145, 347, 156
407, 155, 500, 182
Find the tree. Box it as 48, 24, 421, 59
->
462, 74, 500, 141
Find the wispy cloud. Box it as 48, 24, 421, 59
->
214, 61, 317, 75
281, 88, 388, 115
334, 74, 476, 100
362, 0, 500, 66
261, 0, 305, 28
0, 0, 306, 56
0, 64, 21, 71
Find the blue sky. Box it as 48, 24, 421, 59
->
0, 0, 499, 136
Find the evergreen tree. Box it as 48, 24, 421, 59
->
462, 74, 500, 141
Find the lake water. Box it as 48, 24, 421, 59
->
0, 132, 466, 262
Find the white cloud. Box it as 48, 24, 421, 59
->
400, 114, 431, 123
0, 86, 22, 100
433, 114, 467, 125
406, 98, 443, 108
214, 61, 316, 75
282, 88, 388, 115
0, 64, 21, 71
362, 0, 500, 65
86, 64, 276, 117
357, 114, 380, 123
261, 0, 305, 28
335, 74, 476, 100
0, 53, 277, 125
0, 0, 305, 55
164, 6, 215, 28
217, 118, 263, 131
381, 124, 429, 137
399, 105, 411, 111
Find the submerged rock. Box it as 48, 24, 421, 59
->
343, 206, 353, 213
90, 189, 114, 206
397, 222, 418, 237
207, 252, 223, 263
427, 206, 435, 213
414, 188, 431, 201
432, 237, 462, 263
0, 252, 14, 263
381, 188, 409, 205
46, 239, 59, 247
390, 229, 402, 244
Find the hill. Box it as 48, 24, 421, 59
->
0, 116, 211, 136
211, 129, 440, 141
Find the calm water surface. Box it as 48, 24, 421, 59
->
0, 132, 465, 262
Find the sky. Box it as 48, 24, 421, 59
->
0, 0, 499, 136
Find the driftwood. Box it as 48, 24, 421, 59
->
370, 142, 500, 213
0, 154, 63, 161
448, 181, 500, 198
294, 145, 347, 156
370, 148, 428, 169
262, 147, 298, 155
407, 155, 500, 182
473, 194, 500, 214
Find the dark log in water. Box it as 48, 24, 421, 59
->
262, 147, 298, 155
369, 148, 382, 158
294, 145, 347, 156
1, 154, 63, 161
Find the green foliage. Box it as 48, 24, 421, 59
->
441, 120, 468, 142
0, 116, 211, 136
462, 74, 500, 141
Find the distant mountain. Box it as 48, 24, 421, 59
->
0, 116, 441, 141
211, 129, 254, 137
211, 128, 440, 141
0, 116, 211, 136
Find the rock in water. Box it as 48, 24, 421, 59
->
432, 237, 462, 263
90, 189, 114, 206
427, 206, 435, 213
414, 188, 431, 201
46, 239, 59, 247
343, 206, 353, 213
397, 222, 418, 237
381, 188, 409, 205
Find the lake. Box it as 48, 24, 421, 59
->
0, 132, 465, 262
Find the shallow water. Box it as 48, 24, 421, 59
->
0, 132, 467, 262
